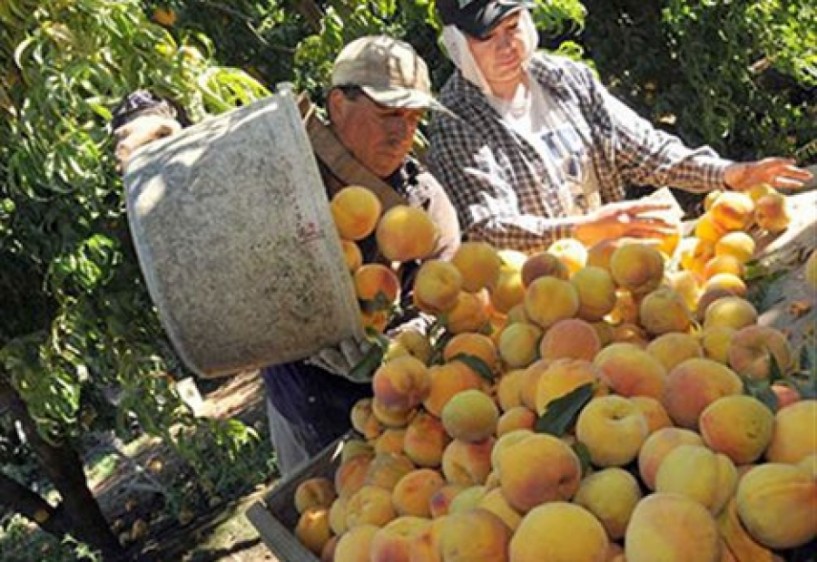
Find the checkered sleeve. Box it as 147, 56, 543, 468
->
575, 63, 733, 194
429, 114, 575, 253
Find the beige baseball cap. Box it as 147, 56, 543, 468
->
331, 35, 439, 110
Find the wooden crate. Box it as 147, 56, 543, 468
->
245, 433, 350, 561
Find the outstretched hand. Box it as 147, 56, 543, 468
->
723, 157, 813, 192
573, 200, 679, 248
114, 114, 181, 171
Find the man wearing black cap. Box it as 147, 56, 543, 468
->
428, 0, 812, 252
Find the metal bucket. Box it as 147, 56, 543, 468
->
124, 85, 363, 378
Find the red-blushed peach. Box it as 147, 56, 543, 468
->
295, 507, 332, 555
765, 399, 817, 464
521, 251, 569, 286
391, 468, 445, 518
510, 502, 608, 562
437, 509, 511, 562
294, 477, 337, 515
699, 395, 775, 465
539, 318, 601, 361
494, 432, 582, 513
335, 454, 374, 499
441, 437, 495, 486
727, 325, 792, 380
355, 263, 400, 304
403, 411, 450, 468
334, 523, 379, 562
662, 358, 743, 429
576, 395, 649, 467
423, 362, 484, 418
363, 452, 415, 491
655, 444, 738, 514
429, 484, 466, 519
573, 467, 642, 540
372, 355, 430, 411
625, 493, 721, 562
593, 343, 667, 399
369, 515, 434, 562
736, 463, 817, 549
638, 427, 705, 491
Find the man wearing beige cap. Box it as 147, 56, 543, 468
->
112, 35, 459, 475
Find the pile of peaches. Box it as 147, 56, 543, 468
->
295, 185, 817, 562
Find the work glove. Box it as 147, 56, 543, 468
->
305, 336, 383, 383
113, 114, 182, 171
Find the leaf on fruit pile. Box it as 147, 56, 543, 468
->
741, 376, 778, 413
571, 441, 593, 478
534, 383, 594, 437
449, 353, 495, 383
348, 341, 385, 383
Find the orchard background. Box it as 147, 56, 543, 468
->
0, 0, 814, 560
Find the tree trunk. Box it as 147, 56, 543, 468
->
0, 471, 73, 537
0, 380, 125, 560
288, 0, 323, 32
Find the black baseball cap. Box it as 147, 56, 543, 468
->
436, 0, 534, 40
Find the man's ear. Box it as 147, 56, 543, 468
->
327, 88, 346, 124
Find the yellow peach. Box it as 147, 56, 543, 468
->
451, 241, 501, 293
766, 400, 817, 464
655, 444, 738, 514
539, 318, 602, 362
638, 427, 705, 491
700, 395, 775, 464
331, 185, 382, 241
524, 276, 580, 329
576, 395, 649, 467
573, 467, 642, 540
662, 358, 743, 429
510, 502, 608, 562
376, 204, 437, 262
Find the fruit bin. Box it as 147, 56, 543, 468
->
246, 433, 351, 562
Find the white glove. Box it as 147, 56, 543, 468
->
114, 114, 182, 170
305, 336, 378, 383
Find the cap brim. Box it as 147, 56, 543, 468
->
361, 86, 447, 112
464, 2, 532, 40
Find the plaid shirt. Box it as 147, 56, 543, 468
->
428, 53, 732, 253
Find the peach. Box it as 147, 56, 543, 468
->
376, 204, 437, 262
441, 438, 495, 486
703, 254, 745, 281
524, 276, 580, 329
610, 243, 665, 296
341, 439, 375, 465
341, 239, 363, 272
451, 241, 501, 293
798, 453, 817, 479
444, 291, 491, 334
704, 272, 747, 298
571, 266, 618, 321
771, 383, 801, 409
668, 269, 704, 312
498, 322, 543, 369
369, 515, 434, 562
655, 444, 738, 514
638, 427, 705, 491
384, 329, 432, 364
364, 452, 415, 491
447, 485, 488, 513
727, 325, 792, 380
413, 260, 463, 314
510, 502, 608, 562
610, 322, 649, 347
736, 463, 817, 549
504, 303, 529, 324
443, 332, 499, 373
423, 362, 484, 418
587, 238, 631, 271
695, 212, 729, 243
350, 398, 382, 441
534, 358, 603, 415
335, 523, 378, 562
631, 395, 673, 434
704, 190, 723, 211
710, 191, 755, 232
392, 469, 445, 517
371, 398, 416, 428
354, 263, 400, 304
403, 411, 449, 468
766, 399, 817, 464
329, 496, 349, 535
662, 358, 743, 429
429, 484, 466, 518
372, 355, 430, 411
547, 237, 588, 275
606, 288, 640, 325
680, 236, 716, 275
717, 498, 776, 562
336, 454, 374, 499
494, 432, 582, 513
437, 509, 511, 562
573, 467, 642, 540
478, 487, 523, 531
320, 535, 338, 562
519, 360, 550, 411
374, 428, 406, 455
703, 295, 758, 330
295, 507, 333, 555
638, 286, 692, 335
646, 332, 703, 372
295, 477, 337, 515
576, 395, 649, 467
539, 318, 601, 362
747, 183, 776, 202
331, 185, 382, 241
490, 250, 527, 313
441, 389, 499, 442
754, 192, 790, 233
345, 485, 397, 528
490, 429, 534, 469
701, 325, 736, 364
699, 395, 775, 464
715, 231, 756, 264
521, 251, 569, 286
625, 493, 721, 562
593, 343, 667, 399
496, 369, 526, 412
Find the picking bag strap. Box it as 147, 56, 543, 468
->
297, 93, 407, 210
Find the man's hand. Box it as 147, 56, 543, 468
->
114, 114, 181, 171
305, 336, 380, 383
723, 158, 813, 192
573, 201, 679, 248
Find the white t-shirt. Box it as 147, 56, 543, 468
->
490, 77, 601, 215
